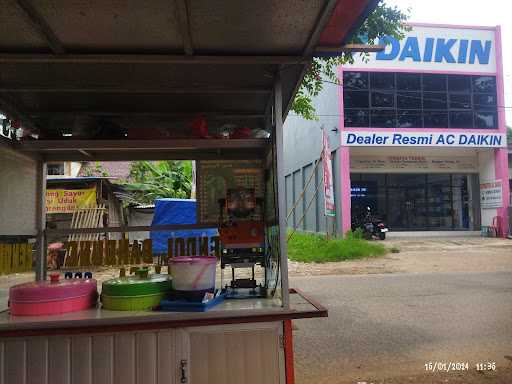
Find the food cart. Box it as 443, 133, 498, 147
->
0, 1, 375, 383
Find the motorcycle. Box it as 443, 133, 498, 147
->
352, 207, 389, 240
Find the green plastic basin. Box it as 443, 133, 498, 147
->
101, 274, 172, 311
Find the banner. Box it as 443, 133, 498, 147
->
342, 132, 506, 148
322, 130, 335, 217
480, 180, 503, 209
46, 187, 97, 213
350, 155, 478, 172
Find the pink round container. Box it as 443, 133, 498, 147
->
9, 277, 98, 316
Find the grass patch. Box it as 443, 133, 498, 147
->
288, 231, 388, 263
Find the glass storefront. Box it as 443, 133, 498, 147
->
351, 173, 471, 231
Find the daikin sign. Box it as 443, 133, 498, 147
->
376, 36, 491, 65
342, 132, 506, 148
349, 25, 497, 73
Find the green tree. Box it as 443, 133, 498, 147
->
292, 1, 409, 120
120, 160, 192, 205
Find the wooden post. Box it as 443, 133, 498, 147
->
274, 72, 290, 308
35, 160, 47, 281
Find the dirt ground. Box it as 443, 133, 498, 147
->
288, 237, 512, 276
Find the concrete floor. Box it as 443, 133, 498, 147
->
290, 272, 512, 384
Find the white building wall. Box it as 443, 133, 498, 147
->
0, 146, 37, 236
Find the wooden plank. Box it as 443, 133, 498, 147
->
261, 330, 280, 384
114, 333, 135, 384
136, 333, 157, 384
92, 335, 114, 384
26, 338, 48, 384
20, 139, 270, 152
70, 336, 92, 384
243, 331, 263, 384
78, 241, 92, 267
0, 341, 4, 384
226, 332, 245, 384
4, 339, 26, 384
15, 0, 65, 54
142, 240, 153, 263
48, 335, 71, 380
1, 86, 271, 94
156, 331, 175, 384
118, 240, 129, 266
0, 54, 306, 65
46, 223, 212, 236
189, 333, 209, 384
206, 333, 226, 383
0, 244, 4, 275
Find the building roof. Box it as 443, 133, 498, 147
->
79, 161, 132, 179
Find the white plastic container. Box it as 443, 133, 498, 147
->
168, 256, 217, 292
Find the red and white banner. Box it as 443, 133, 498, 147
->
322, 130, 335, 217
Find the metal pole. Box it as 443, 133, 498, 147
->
35, 159, 47, 280
274, 72, 290, 308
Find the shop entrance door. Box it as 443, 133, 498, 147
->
387, 184, 427, 230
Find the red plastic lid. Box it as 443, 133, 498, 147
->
168, 256, 217, 264
9, 279, 98, 302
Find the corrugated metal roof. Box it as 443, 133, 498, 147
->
0, 1, 376, 145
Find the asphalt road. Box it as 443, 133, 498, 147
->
290, 271, 512, 384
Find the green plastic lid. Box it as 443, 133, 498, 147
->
102, 274, 172, 297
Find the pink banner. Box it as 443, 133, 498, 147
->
322, 130, 335, 217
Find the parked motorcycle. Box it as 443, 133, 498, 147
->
352, 207, 388, 240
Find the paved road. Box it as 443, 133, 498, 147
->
290, 272, 512, 384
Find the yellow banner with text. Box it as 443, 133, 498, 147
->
46, 187, 97, 213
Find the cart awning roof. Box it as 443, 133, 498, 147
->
0, 0, 376, 146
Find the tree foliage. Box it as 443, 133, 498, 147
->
292, 1, 410, 120
120, 160, 192, 205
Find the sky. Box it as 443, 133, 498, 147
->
386, 0, 512, 126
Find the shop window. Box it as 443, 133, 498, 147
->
397, 73, 421, 90
397, 91, 421, 109
344, 109, 369, 127
342, 71, 498, 130
449, 94, 472, 109
423, 92, 447, 109
397, 110, 422, 128
423, 111, 448, 128
448, 75, 471, 92
344, 91, 369, 108
371, 91, 394, 108
370, 109, 396, 128
472, 76, 496, 92
449, 111, 474, 128
474, 111, 497, 129
473, 94, 496, 110
343, 71, 368, 90
423, 74, 447, 91
47, 163, 65, 175
370, 72, 395, 90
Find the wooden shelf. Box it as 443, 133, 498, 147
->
19, 138, 271, 161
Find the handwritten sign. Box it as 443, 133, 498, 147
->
46, 188, 97, 213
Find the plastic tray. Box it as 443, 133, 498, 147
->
159, 293, 225, 312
